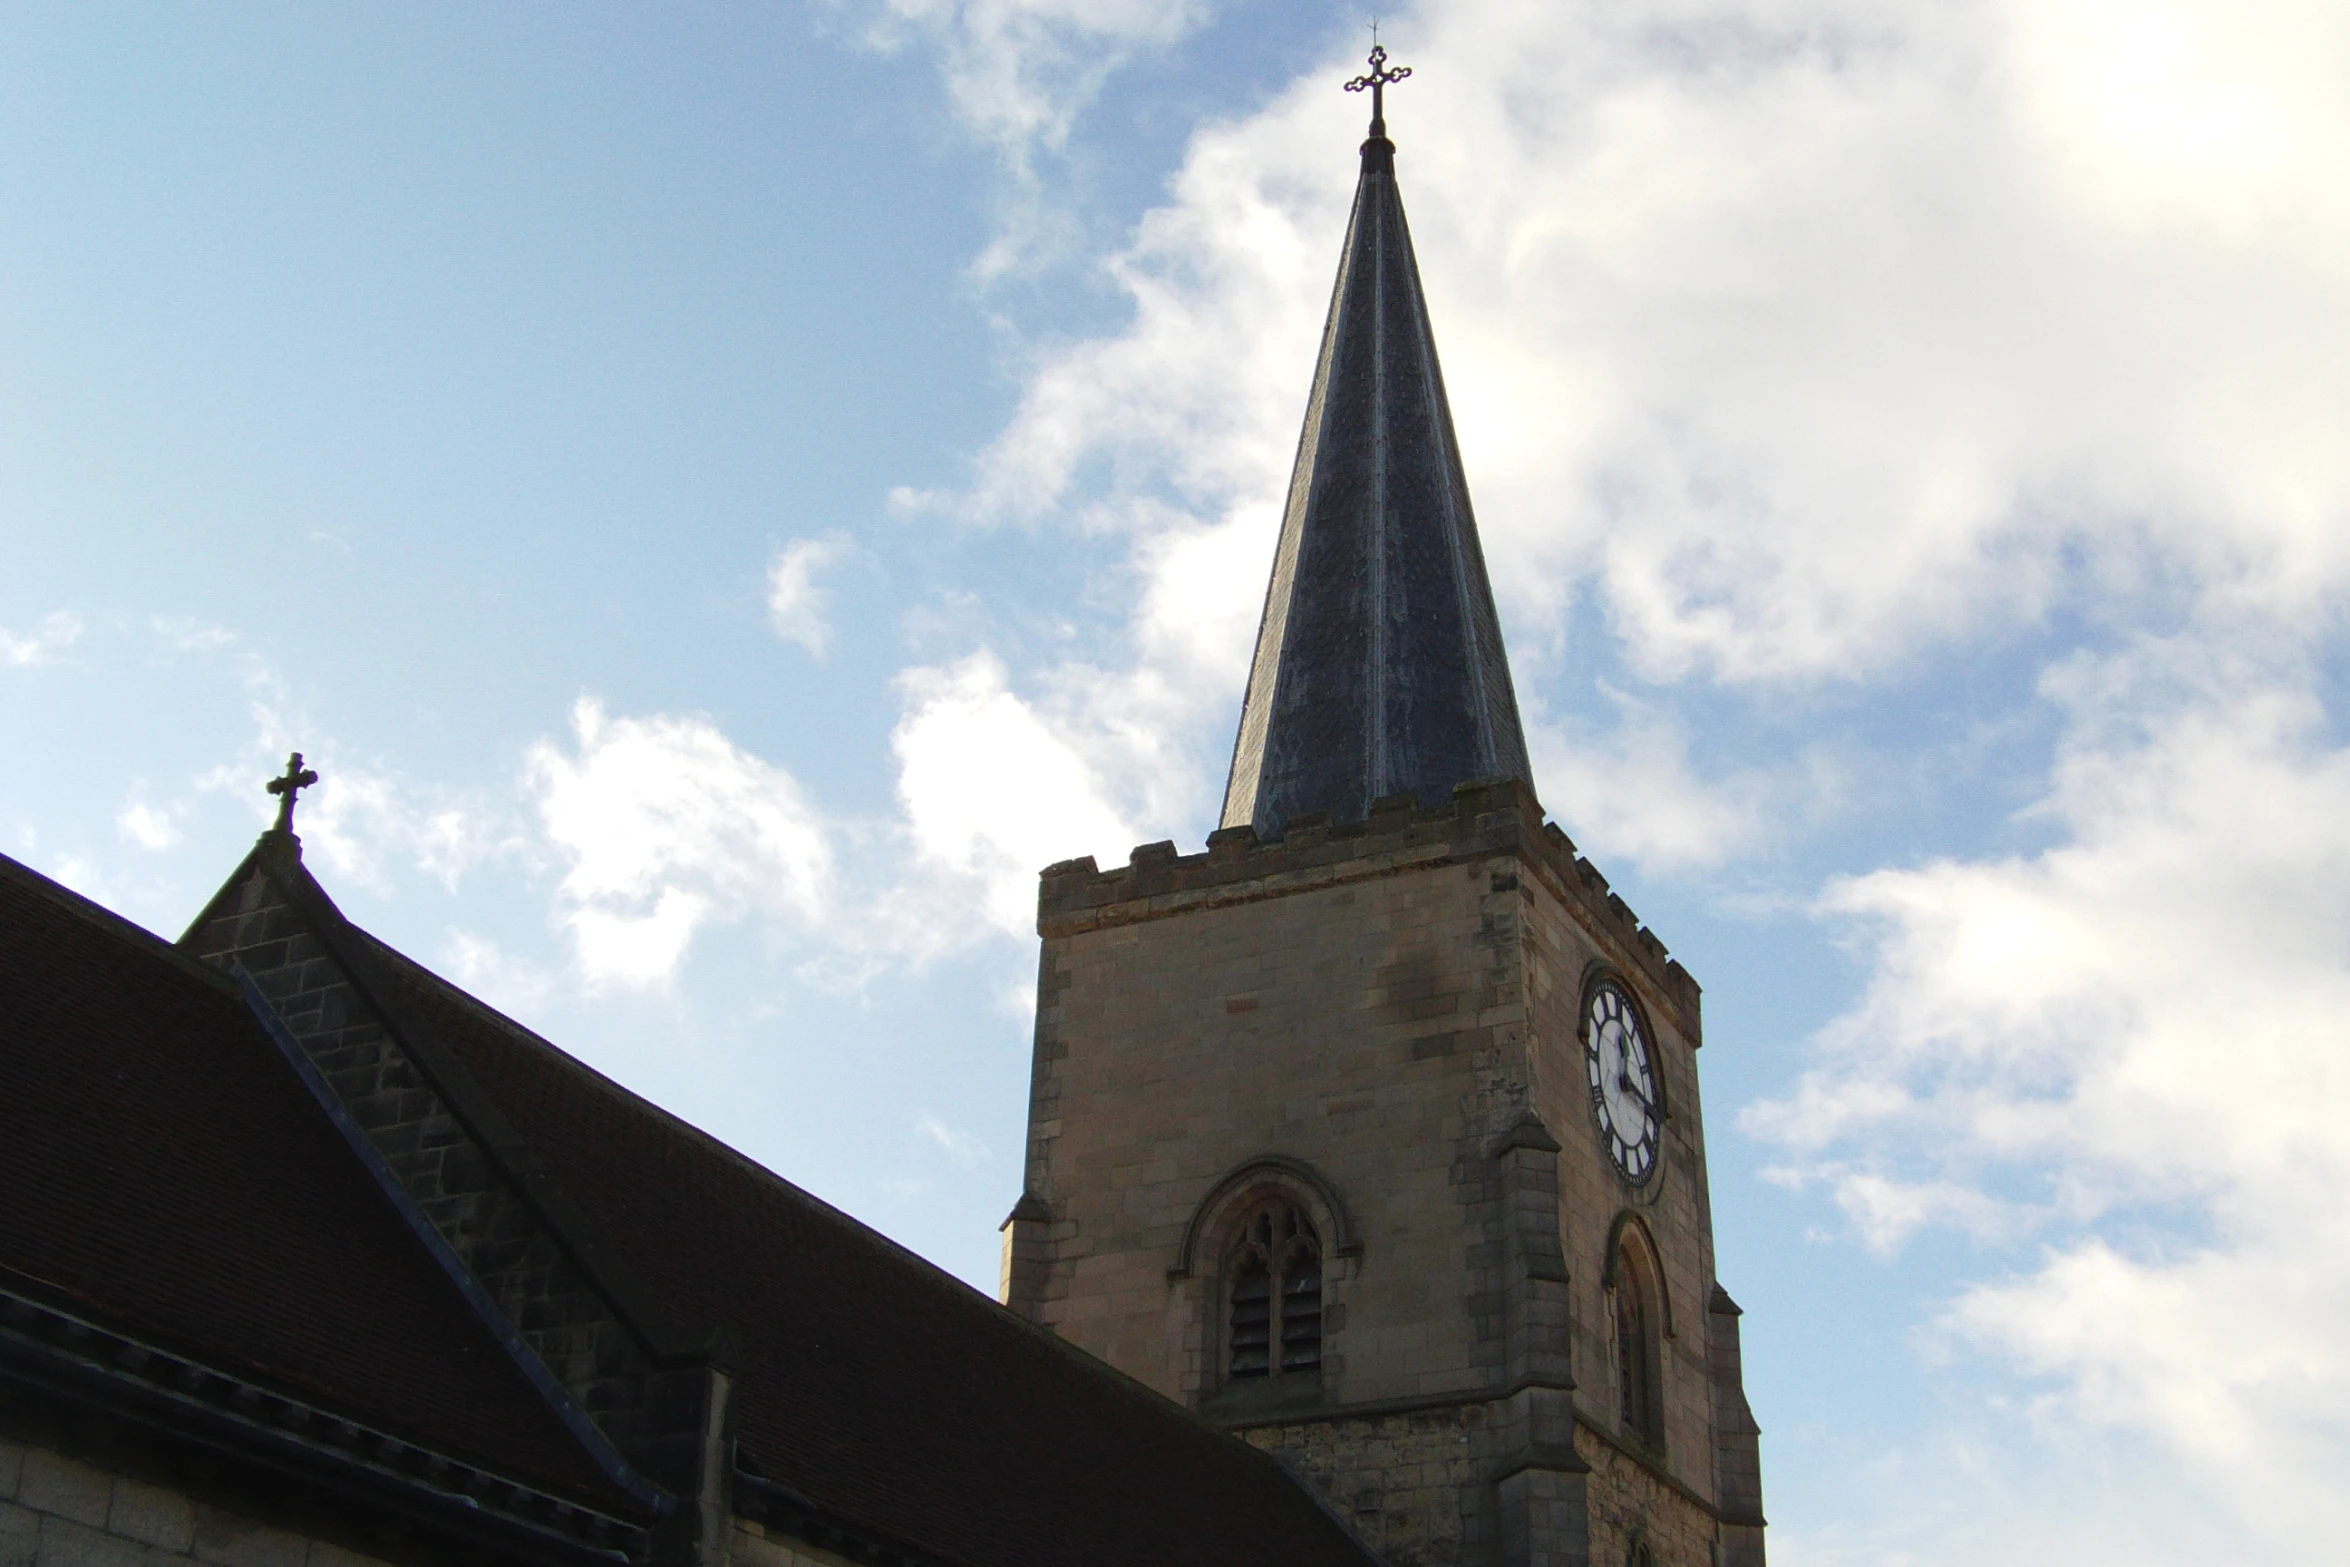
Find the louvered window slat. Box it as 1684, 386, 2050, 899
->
1280, 1255, 1322, 1371
1229, 1257, 1273, 1377
1227, 1203, 1323, 1382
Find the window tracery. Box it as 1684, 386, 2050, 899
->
1227, 1203, 1321, 1379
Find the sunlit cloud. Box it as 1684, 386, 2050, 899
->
890, 651, 1137, 936
1, 611, 83, 668
1526, 692, 1801, 872
918, 1113, 991, 1164
151, 616, 239, 653
115, 801, 179, 852
839, 0, 1219, 274
766, 534, 852, 657
1748, 633, 2350, 1550
526, 697, 833, 989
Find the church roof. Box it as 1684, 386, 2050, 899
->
0, 837, 1381, 1567
0, 853, 632, 1515
1222, 103, 1531, 837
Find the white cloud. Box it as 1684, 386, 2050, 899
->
151, 616, 238, 653
115, 801, 179, 852
862, 0, 1210, 159
889, 651, 1138, 936
2, 611, 82, 667
567, 889, 710, 992
918, 1113, 991, 1164
440, 929, 558, 1016
295, 765, 499, 894
526, 697, 833, 989
1747, 634, 2350, 1551
842, 0, 1219, 274
1527, 691, 1795, 871
766, 534, 851, 656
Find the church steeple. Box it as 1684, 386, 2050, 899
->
1221, 54, 1531, 838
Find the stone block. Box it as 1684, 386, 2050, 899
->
30, 1516, 146, 1567
15, 1452, 108, 1530
308, 1543, 396, 1567
104, 1481, 194, 1553
189, 1509, 306, 1567
0, 1501, 35, 1567
0, 1446, 18, 1502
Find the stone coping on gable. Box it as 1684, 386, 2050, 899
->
1035, 778, 1701, 1038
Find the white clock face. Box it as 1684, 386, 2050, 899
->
1585, 982, 1660, 1182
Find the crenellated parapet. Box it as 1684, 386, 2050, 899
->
1036, 776, 1702, 1039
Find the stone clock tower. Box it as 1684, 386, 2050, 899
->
1002, 54, 1765, 1567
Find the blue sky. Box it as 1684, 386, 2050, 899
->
8, 3, 2350, 1560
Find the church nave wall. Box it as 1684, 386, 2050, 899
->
1240, 1401, 1495, 1567
0, 1436, 399, 1567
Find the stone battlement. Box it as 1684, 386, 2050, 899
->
1036, 777, 1701, 1036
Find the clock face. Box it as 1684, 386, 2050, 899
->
1585, 981, 1661, 1182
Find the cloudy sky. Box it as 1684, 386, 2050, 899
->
6, 2, 2348, 1559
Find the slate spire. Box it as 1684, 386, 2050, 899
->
1220, 61, 1531, 837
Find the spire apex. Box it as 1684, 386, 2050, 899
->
1344, 44, 1412, 140
1219, 90, 1531, 839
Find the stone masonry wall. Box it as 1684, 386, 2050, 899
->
1573, 1427, 1715, 1567
1242, 1404, 1494, 1567
730, 1520, 860, 1567
0, 1440, 396, 1567
1517, 851, 1725, 1516
1016, 827, 1527, 1408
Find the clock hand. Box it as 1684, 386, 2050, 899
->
1616, 1071, 1656, 1117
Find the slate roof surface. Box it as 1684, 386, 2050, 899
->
0, 852, 630, 1511
1222, 127, 1530, 838
359, 932, 1384, 1567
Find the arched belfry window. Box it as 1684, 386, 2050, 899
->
1614, 1233, 1664, 1449
1228, 1204, 1321, 1379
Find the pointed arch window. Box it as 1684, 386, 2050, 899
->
1227, 1204, 1322, 1379
1614, 1233, 1664, 1450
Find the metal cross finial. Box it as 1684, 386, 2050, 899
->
266, 752, 319, 833
1345, 43, 1412, 137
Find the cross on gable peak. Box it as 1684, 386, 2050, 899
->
266, 752, 320, 834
